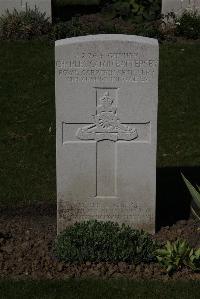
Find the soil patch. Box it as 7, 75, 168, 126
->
0, 203, 200, 280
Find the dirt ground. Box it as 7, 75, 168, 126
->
0, 203, 200, 281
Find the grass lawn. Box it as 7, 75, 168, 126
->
0, 41, 200, 206
0, 279, 200, 299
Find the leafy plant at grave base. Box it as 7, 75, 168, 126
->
175, 11, 200, 39
0, 8, 51, 40
156, 239, 190, 273
101, 0, 161, 23
54, 220, 158, 263
181, 173, 200, 222
156, 239, 200, 273
187, 248, 200, 271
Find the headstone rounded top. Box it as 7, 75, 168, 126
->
55, 34, 158, 47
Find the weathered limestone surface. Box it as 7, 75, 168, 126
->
0, 0, 51, 19
55, 35, 159, 234
162, 0, 200, 16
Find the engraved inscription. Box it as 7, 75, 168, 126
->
58, 201, 154, 224
76, 92, 138, 141
56, 52, 158, 83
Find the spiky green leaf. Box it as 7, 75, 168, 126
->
181, 173, 200, 209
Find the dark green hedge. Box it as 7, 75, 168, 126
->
54, 220, 157, 263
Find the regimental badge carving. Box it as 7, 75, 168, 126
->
76, 92, 138, 141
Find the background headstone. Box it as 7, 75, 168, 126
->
162, 0, 200, 16
55, 35, 159, 234
0, 0, 51, 20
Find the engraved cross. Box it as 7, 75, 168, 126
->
62, 87, 150, 199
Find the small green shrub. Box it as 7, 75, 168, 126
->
176, 11, 200, 39
133, 20, 164, 39
50, 14, 136, 39
0, 8, 51, 40
50, 14, 164, 40
51, 18, 83, 40
156, 239, 200, 273
102, 0, 161, 23
54, 220, 157, 263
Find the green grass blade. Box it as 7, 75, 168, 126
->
181, 173, 200, 209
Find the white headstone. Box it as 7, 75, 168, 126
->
23, 0, 51, 19
162, 0, 200, 16
0, 0, 51, 20
0, 0, 19, 15
55, 35, 159, 234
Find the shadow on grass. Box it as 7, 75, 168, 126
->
0, 279, 200, 299
156, 166, 200, 230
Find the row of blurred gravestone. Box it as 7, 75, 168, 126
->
0, 1, 200, 22
0, 0, 51, 20
162, 0, 200, 16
